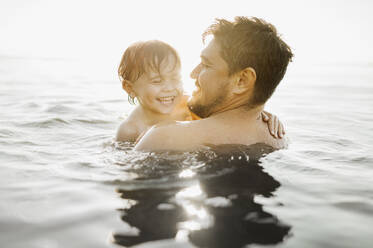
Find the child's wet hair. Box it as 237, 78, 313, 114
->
118, 40, 181, 104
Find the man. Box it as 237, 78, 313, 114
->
135, 16, 293, 151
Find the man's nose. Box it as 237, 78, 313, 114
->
190, 63, 201, 79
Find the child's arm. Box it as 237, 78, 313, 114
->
261, 111, 285, 139
116, 121, 139, 142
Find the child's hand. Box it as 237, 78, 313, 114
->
261, 111, 285, 139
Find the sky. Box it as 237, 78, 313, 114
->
0, 0, 372, 85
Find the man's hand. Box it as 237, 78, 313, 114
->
261, 111, 285, 139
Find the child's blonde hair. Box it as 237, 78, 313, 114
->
118, 40, 181, 104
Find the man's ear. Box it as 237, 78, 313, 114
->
232, 67, 256, 94
122, 80, 134, 95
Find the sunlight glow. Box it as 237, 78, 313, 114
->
178, 220, 203, 231
178, 169, 196, 178
176, 184, 203, 199
1, 0, 373, 97
174, 183, 214, 240
183, 204, 208, 219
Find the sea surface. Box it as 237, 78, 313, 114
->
0, 57, 372, 248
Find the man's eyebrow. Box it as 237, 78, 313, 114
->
201, 55, 213, 65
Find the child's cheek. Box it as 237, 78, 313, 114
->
177, 82, 184, 94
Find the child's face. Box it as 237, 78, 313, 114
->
131, 55, 183, 115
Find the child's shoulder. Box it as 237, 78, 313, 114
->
116, 119, 140, 142
116, 107, 143, 142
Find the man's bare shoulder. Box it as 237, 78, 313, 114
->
257, 121, 287, 149
266, 135, 287, 150
135, 120, 203, 151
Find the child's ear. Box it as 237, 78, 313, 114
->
122, 80, 134, 95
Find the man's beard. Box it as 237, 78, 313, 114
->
187, 92, 227, 118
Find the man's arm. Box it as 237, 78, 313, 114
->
135, 122, 202, 151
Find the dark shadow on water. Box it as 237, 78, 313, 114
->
112, 143, 291, 248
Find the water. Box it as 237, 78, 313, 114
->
0, 57, 372, 248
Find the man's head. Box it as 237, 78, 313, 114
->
188, 16, 293, 118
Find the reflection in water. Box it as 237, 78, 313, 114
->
112, 144, 291, 247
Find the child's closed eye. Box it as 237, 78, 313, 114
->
151, 79, 162, 84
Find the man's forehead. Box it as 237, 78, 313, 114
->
201, 39, 221, 62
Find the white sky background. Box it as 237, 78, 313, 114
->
0, 0, 372, 92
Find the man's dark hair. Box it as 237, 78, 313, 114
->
203, 16, 293, 105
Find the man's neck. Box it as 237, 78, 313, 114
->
210, 104, 264, 121
207, 92, 264, 120
209, 92, 258, 115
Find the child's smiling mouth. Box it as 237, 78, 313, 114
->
157, 96, 176, 105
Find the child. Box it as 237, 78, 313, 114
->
116, 40, 284, 142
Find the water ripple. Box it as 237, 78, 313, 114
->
19, 117, 70, 128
